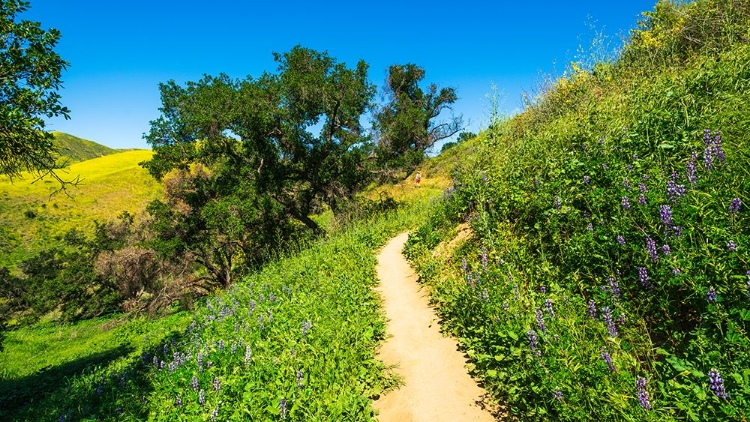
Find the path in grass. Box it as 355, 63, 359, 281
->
373, 232, 496, 421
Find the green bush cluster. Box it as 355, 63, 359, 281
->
406, 1, 750, 420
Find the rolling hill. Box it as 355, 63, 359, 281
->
51, 131, 117, 164
0, 145, 162, 269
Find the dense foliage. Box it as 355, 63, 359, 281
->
0, 0, 70, 183
406, 0, 750, 420
373, 64, 462, 172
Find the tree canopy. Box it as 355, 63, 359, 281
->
0, 0, 70, 181
373, 63, 463, 170
141, 46, 375, 285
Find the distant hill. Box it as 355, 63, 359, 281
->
52, 131, 117, 164
0, 149, 162, 269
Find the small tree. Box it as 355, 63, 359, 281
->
0, 0, 71, 184
373, 63, 463, 172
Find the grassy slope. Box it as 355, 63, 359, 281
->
404, 1, 750, 420
52, 131, 117, 164
0, 149, 162, 268
0, 159, 452, 420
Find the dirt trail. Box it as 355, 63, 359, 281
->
373, 232, 495, 422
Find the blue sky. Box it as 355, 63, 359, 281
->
27, 0, 658, 150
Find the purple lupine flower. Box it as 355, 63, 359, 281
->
539, 285, 547, 294
244, 345, 252, 365
601, 307, 617, 337
646, 236, 659, 262
603, 163, 609, 170
633, 154, 639, 161
672, 225, 684, 237
554, 195, 561, 210
218, 340, 224, 353
729, 198, 742, 215
639, 183, 647, 193
606, 277, 621, 299
662, 244, 671, 255
713, 131, 726, 163
175, 396, 182, 407
626, 164, 633, 172
708, 369, 728, 398
168, 362, 175, 373
588, 299, 597, 319
553, 389, 563, 400
727, 240, 737, 252
297, 370, 304, 387
673, 268, 681, 275
638, 267, 652, 289
624, 178, 631, 189
527, 330, 541, 356
467, 273, 474, 287
197, 353, 203, 371
704, 144, 715, 170
210, 407, 218, 422
192, 375, 199, 391
279, 397, 288, 419
213, 377, 220, 392
545, 299, 555, 318
587, 222, 594, 231
535, 308, 546, 332
622, 196, 631, 210
703, 129, 713, 146
231, 342, 236, 355
642, 174, 649, 181
584, 175, 590, 184
638, 194, 647, 205
199, 389, 205, 407
481, 172, 487, 184
513, 284, 520, 300
660, 205, 672, 226
601, 350, 615, 371
636, 376, 652, 410
302, 320, 312, 336
686, 152, 698, 185
462, 257, 467, 274
707, 287, 717, 303
617, 235, 626, 245
481, 247, 488, 272
479, 288, 489, 302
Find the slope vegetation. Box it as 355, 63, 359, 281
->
52, 131, 117, 164
0, 149, 161, 268
406, 1, 750, 420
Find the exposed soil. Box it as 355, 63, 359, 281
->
373, 232, 496, 421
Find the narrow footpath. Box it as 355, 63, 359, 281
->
373, 232, 496, 421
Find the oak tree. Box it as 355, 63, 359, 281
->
0, 0, 70, 182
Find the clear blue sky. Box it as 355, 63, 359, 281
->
27, 0, 658, 150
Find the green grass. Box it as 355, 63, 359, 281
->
0, 186, 436, 421
52, 132, 117, 164
404, 1, 750, 420
0, 149, 162, 269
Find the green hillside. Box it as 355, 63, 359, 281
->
0, 149, 162, 269
405, 0, 750, 420
51, 131, 117, 164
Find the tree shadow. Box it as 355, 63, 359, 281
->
0, 343, 133, 420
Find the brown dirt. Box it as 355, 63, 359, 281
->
373, 232, 496, 422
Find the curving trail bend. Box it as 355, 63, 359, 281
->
373, 232, 496, 422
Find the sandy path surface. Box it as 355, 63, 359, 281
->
373, 232, 496, 422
